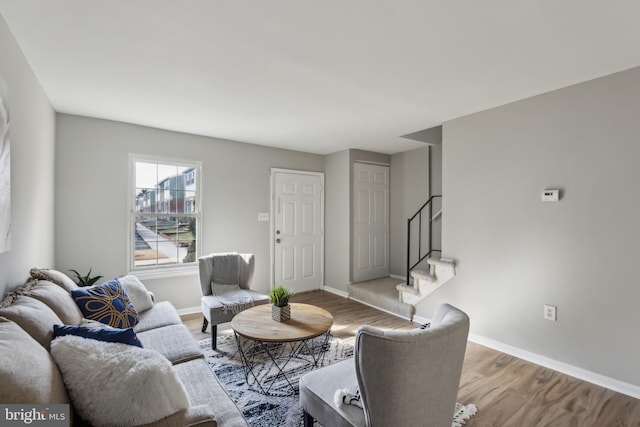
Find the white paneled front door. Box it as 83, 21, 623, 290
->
352, 162, 389, 283
272, 169, 324, 292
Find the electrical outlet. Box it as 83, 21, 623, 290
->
544, 304, 557, 321
542, 189, 560, 202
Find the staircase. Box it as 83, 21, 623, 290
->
396, 257, 456, 305
396, 194, 456, 308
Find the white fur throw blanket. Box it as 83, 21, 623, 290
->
51, 335, 189, 427
334, 386, 363, 409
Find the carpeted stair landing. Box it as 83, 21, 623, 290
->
348, 277, 415, 320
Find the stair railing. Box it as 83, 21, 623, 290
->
406, 195, 442, 286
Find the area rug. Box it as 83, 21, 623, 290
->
199, 335, 477, 427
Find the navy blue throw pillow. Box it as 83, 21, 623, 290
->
71, 278, 139, 328
53, 324, 143, 347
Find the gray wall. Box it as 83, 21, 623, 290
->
389, 146, 430, 277
430, 141, 443, 251
430, 142, 442, 196
55, 114, 323, 309
433, 66, 640, 386
0, 15, 55, 296
349, 150, 390, 166
324, 150, 350, 292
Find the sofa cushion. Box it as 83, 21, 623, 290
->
71, 278, 139, 328
0, 294, 63, 349
0, 317, 70, 404
27, 279, 83, 325
138, 323, 202, 364
118, 274, 154, 312
173, 358, 248, 427
54, 324, 143, 347
134, 300, 182, 332
51, 335, 190, 427
30, 267, 78, 291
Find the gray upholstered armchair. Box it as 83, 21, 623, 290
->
299, 303, 470, 427
198, 253, 270, 349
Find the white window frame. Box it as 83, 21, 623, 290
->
128, 154, 202, 278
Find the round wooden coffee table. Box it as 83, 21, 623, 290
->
231, 303, 334, 396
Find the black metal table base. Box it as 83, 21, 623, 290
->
234, 331, 331, 396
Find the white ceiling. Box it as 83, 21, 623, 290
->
1, 1, 640, 155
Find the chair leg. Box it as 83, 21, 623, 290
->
303, 411, 314, 427
201, 318, 209, 333
211, 324, 218, 350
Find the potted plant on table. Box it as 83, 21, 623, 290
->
269, 285, 294, 322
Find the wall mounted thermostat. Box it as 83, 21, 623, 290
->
542, 189, 559, 202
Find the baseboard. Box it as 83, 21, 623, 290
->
469, 333, 640, 400
323, 286, 349, 298
389, 274, 406, 281
177, 306, 201, 316
348, 296, 417, 323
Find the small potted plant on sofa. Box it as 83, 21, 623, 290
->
269, 285, 294, 322
69, 268, 103, 287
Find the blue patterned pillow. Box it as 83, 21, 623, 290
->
71, 278, 139, 328
53, 324, 143, 347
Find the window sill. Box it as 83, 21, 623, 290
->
128, 266, 199, 281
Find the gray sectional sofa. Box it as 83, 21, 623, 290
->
0, 268, 248, 427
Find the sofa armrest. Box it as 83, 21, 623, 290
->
140, 405, 217, 427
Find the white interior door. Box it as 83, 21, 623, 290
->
272, 170, 324, 292
352, 163, 389, 282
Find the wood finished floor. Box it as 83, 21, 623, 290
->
181, 290, 640, 426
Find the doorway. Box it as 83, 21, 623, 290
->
352, 162, 390, 282
271, 169, 324, 292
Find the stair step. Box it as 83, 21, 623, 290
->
349, 278, 416, 320
411, 269, 435, 282
426, 257, 455, 268
401, 256, 456, 308
396, 283, 420, 296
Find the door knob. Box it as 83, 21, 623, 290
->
276, 238, 281, 244
276, 230, 281, 235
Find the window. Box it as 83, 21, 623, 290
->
131, 158, 201, 272
185, 170, 195, 185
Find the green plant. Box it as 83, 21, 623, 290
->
269, 285, 294, 307
69, 268, 103, 287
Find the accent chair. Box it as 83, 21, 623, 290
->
198, 252, 270, 349
299, 303, 470, 427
